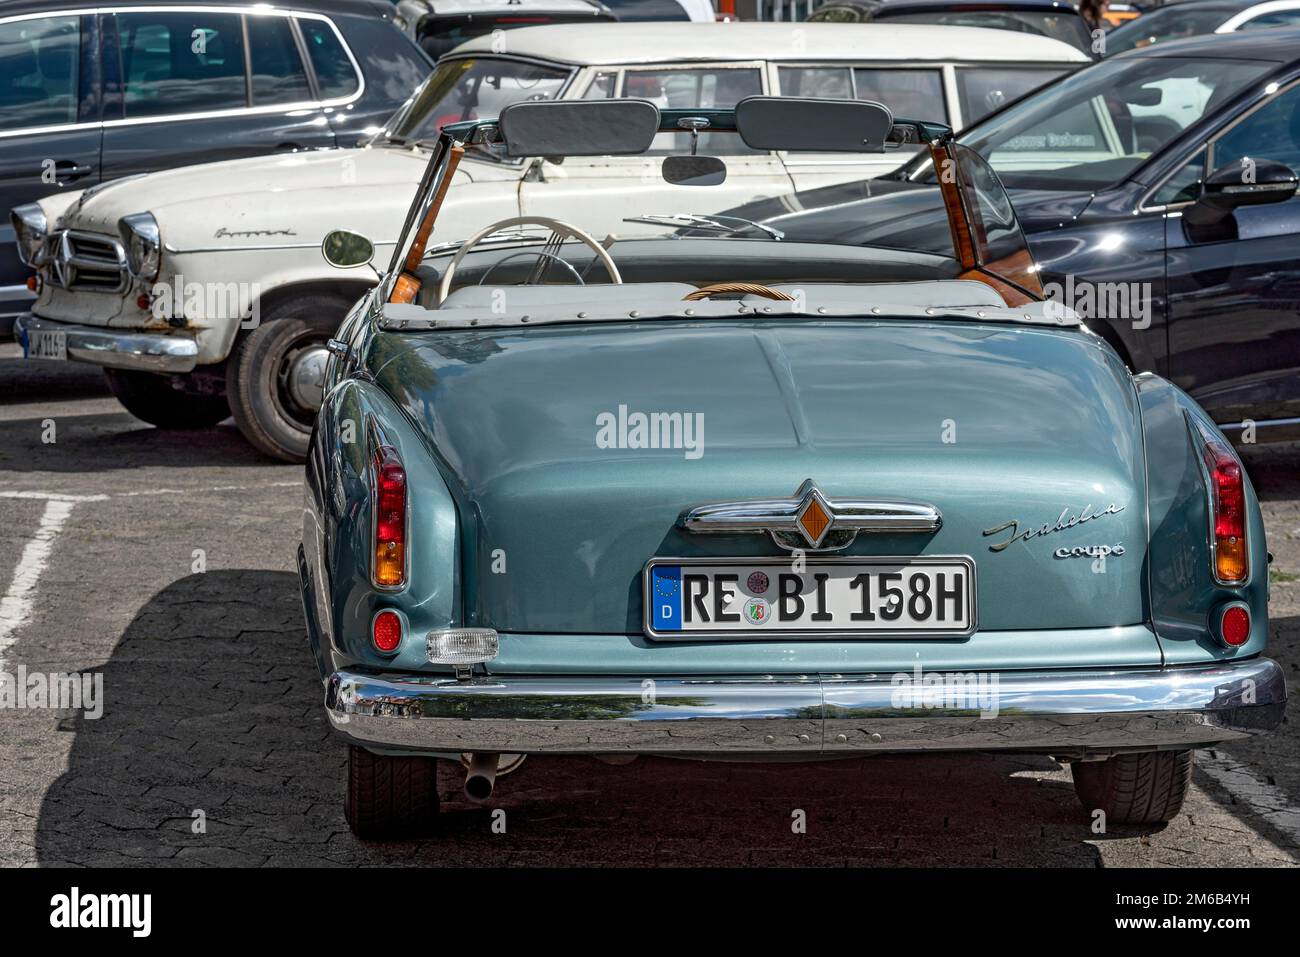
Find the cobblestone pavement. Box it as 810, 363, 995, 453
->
0, 344, 1295, 867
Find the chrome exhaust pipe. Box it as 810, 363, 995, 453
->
464, 752, 498, 802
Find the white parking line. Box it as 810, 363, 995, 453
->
0, 483, 300, 671
0, 496, 89, 671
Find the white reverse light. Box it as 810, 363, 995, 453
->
427, 628, 500, 665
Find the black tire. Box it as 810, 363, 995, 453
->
345, 746, 441, 839
226, 295, 350, 462
1071, 750, 1194, 825
102, 367, 230, 429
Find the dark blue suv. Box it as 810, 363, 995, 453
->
1, 0, 431, 331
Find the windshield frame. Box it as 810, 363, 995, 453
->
378, 101, 1043, 309
376, 53, 581, 154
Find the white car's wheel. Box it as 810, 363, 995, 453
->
226, 294, 349, 462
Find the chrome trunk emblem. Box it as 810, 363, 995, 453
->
679, 479, 942, 552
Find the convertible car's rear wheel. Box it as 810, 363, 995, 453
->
226, 295, 347, 462
345, 746, 441, 839
1071, 750, 1194, 824
103, 368, 230, 429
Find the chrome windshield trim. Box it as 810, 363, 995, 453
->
681, 478, 941, 552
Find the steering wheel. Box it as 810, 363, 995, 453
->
436, 215, 622, 305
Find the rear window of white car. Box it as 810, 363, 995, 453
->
955, 66, 1070, 125
779, 66, 944, 118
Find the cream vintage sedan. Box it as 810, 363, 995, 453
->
13, 22, 1086, 461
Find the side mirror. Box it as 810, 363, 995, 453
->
322, 229, 374, 268
1185, 159, 1298, 226
662, 155, 727, 186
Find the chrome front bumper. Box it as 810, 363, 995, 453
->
14, 313, 198, 373
326, 657, 1286, 757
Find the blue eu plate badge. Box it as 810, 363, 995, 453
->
650, 564, 682, 632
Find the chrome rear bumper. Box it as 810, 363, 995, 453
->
326, 657, 1286, 757
14, 313, 198, 373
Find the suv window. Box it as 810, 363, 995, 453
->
249, 15, 310, 106
117, 11, 246, 117
0, 15, 80, 129
298, 18, 359, 99
1214, 83, 1300, 177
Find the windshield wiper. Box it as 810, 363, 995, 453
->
623, 213, 784, 241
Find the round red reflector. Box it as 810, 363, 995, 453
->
136, 294, 152, 311
1221, 605, 1250, 647
373, 610, 402, 652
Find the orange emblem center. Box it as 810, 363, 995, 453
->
800, 498, 830, 542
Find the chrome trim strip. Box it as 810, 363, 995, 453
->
681, 478, 941, 551
15, 314, 198, 373
641, 555, 977, 641
165, 240, 396, 255
325, 657, 1286, 755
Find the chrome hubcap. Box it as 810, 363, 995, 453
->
287, 345, 329, 412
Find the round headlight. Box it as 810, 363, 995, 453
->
118, 212, 162, 283
10, 204, 47, 267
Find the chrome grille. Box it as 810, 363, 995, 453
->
40, 230, 129, 293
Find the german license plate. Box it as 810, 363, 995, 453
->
644, 557, 975, 639
25, 328, 67, 360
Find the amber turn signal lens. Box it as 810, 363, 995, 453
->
1201, 439, 1248, 584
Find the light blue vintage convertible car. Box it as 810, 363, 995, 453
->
298, 97, 1286, 838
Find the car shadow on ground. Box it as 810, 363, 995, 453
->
0, 347, 273, 472
36, 568, 1229, 868
0, 411, 271, 474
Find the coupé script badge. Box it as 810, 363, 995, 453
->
982, 503, 1125, 553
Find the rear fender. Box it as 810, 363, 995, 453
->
1137, 373, 1269, 662
302, 377, 460, 679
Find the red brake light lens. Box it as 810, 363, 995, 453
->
1201, 439, 1247, 584
1220, 605, 1250, 647
372, 446, 407, 588
372, 610, 402, 653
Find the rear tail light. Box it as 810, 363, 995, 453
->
372, 609, 403, 653
1200, 438, 1248, 584
371, 445, 407, 588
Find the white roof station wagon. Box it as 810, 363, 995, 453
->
15, 22, 1087, 461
